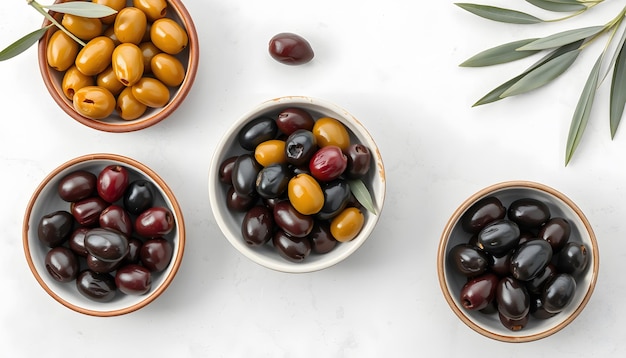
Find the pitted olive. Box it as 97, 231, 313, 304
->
112, 43, 145, 86
72, 86, 116, 120
62, 65, 95, 100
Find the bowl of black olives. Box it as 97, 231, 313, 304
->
38, 0, 199, 132
208, 96, 386, 273
23, 153, 185, 316
437, 181, 599, 342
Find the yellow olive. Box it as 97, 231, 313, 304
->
103, 26, 121, 46
139, 41, 161, 74
116, 87, 147, 120
131, 77, 170, 107
330, 207, 364, 242
133, 0, 168, 22
287, 173, 324, 215
150, 18, 188, 55
75, 36, 115, 76
112, 43, 144, 86
46, 30, 79, 72
61, 14, 103, 41
254, 140, 287, 167
150, 53, 185, 87
72, 86, 116, 120
114, 7, 148, 45
93, 0, 126, 24
312, 117, 351, 150
62, 65, 95, 100
97, 66, 125, 96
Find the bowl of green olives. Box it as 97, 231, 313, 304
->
23, 153, 185, 316
208, 96, 386, 273
38, 0, 199, 132
437, 181, 599, 342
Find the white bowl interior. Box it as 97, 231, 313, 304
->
208, 96, 386, 273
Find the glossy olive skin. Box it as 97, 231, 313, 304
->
58, 170, 97, 202
75, 36, 115, 76
242, 205, 275, 246
47, 30, 79, 72
344, 144, 372, 179
317, 179, 351, 221
268, 32, 314, 65
114, 7, 148, 45
255, 164, 292, 199
98, 165, 130, 203
530, 295, 557, 320
132, 77, 170, 108
84, 227, 129, 263
449, 244, 491, 277
526, 263, 556, 295
140, 238, 173, 272
330, 207, 364, 242
312, 117, 350, 150
508, 198, 551, 229
71, 196, 108, 226
496, 276, 530, 320
309, 222, 337, 254
38, 211, 74, 247
542, 273, 577, 313
62, 65, 94, 100
76, 270, 117, 302
276, 108, 315, 135
139, 41, 160, 74
86, 253, 122, 273
460, 273, 499, 311
218, 156, 238, 184
272, 230, 311, 262
150, 18, 188, 55
151, 53, 185, 87
254, 140, 287, 167
73, 86, 116, 120
273, 200, 313, 238
69, 227, 90, 257
99, 205, 133, 236
538, 217, 571, 252
499, 311, 529, 331
112, 43, 144, 87
115, 264, 152, 295
97, 66, 125, 96
45, 247, 79, 282
93, 0, 126, 25
288, 173, 324, 215
62, 14, 102, 41
116, 86, 147, 120
461, 196, 506, 234
556, 242, 589, 276
238, 116, 278, 151
135, 207, 175, 238
123, 180, 156, 215
122, 237, 144, 265
284, 129, 318, 166
510, 239, 553, 281
477, 219, 521, 257
226, 186, 257, 212
491, 250, 513, 277
232, 154, 262, 197
134, 0, 168, 22
309, 146, 347, 182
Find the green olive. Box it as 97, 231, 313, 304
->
93, 0, 127, 25
46, 30, 79, 72
62, 65, 95, 100
133, 0, 168, 22
75, 36, 115, 76
112, 43, 145, 86
131, 77, 170, 107
151, 53, 185, 87
97, 66, 125, 96
150, 18, 188, 55
61, 14, 103, 41
72, 86, 116, 120
139, 41, 161, 74
116, 87, 147, 120
114, 7, 148, 45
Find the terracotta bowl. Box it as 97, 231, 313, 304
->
208, 96, 386, 273
23, 153, 185, 316
38, 0, 199, 132
437, 181, 599, 342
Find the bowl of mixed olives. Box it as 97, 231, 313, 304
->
208, 96, 386, 273
23, 153, 185, 316
38, 0, 199, 132
437, 181, 599, 342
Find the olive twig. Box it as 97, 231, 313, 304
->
28, 0, 87, 47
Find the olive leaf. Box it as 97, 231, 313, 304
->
517, 26, 604, 50
455, 3, 544, 24
44, 2, 118, 18
565, 55, 603, 165
0, 25, 52, 61
610, 38, 626, 138
348, 179, 377, 215
460, 38, 540, 67
525, 0, 587, 12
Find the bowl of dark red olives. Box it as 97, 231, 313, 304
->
23, 153, 185, 316
437, 181, 599, 342
208, 96, 386, 273
38, 0, 199, 132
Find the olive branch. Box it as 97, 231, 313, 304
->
456, 0, 626, 165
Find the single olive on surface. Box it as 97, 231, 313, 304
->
268, 32, 314, 65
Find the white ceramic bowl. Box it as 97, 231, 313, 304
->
208, 96, 386, 273
23, 153, 185, 316
437, 181, 599, 342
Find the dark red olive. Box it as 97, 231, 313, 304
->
115, 264, 152, 295
57, 170, 97, 202
99, 205, 133, 236
496, 276, 530, 320
76, 270, 116, 302
284, 129, 318, 167
255, 163, 291, 199
84, 227, 129, 263
97, 165, 130, 203
477, 219, 520, 257
226, 186, 257, 212
344, 144, 371, 179
86, 253, 122, 273
273, 200, 313, 238
526, 263, 557, 295
218, 156, 238, 184
268, 32, 314, 65
71, 196, 108, 226
449, 243, 491, 277
238, 116, 278, 151
542, 273, 576, 314
459, 272, 499, 311
316, 179, 351, 221
461, 196, 506, 234
123, 180, 155, 215
241, 205, 274, 246
122, 237, 143, 265
276, 108, 315, 135
69, 227, 90, 257
38, 210, 74, 247
232, 154, 262, 197
510, 239, 553, 281
135, 206, 175, 238
309, 146, 347, 182
45, 247, 79, 282
140, 238, 173, 272
556, 242, 589, 276
508, 198, 551, 229
272, 230, 311, 262
309, 222, 337, 254
538, 217, 571, 252
498, 311, 529, 331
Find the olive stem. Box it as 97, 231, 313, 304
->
28, 0, 87, 47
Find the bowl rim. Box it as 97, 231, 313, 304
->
22, 153, 186, 316
437, 180, 599, 342
37, 0, 199, 133
208, 95, 386, 273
